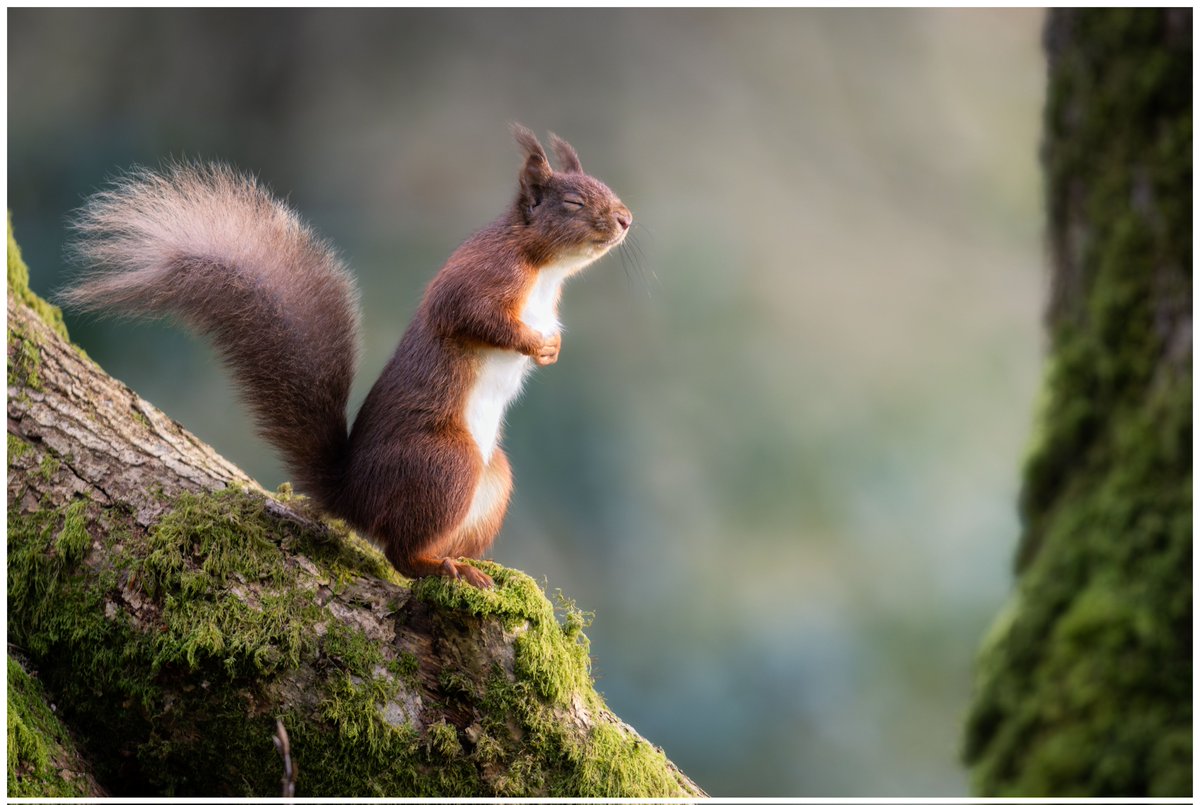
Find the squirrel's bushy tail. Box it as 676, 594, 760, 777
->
64, 162, 359, 508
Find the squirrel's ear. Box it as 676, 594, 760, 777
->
549, 133, 584, 174
512, 124, 552, 209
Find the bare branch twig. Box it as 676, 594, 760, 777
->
273, 718, 296, 801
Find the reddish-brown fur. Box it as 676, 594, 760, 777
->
64, 126, 631, 589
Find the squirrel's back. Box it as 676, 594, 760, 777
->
64, 162, 360, 507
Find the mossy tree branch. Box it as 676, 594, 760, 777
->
6, 220, 704, 798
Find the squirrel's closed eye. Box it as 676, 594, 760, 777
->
562, 195, 585, 209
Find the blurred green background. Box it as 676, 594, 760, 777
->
8, 8, 1046, 795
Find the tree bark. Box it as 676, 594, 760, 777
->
964, 9, 1191, 796
6, 223, 704, 798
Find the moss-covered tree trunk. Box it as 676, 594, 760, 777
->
6, 222, 704, 798
964, 8, 1191, 796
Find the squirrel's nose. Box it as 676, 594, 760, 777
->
616, 210, 632, 231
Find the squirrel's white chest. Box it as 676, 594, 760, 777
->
464, 261, 578, 462
465, 352, 531, 464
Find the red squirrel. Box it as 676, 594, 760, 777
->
64, 125, 632, 590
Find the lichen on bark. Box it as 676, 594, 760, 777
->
964, 8, 1192, 796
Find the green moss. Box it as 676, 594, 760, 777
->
8, 500, 157, 787
472, 729, 504, 765
9, 482, 688, 796
292, 662, 480, 797
313, 670, 407, 760
321, 620, 385, 676
8, 488, 381, 794
54, 500, 92, 564
10, 486, 480, 795
569, 722, 685, 797
35, 453, 61, 483
140, 488, 324, 677
394, 651, 420, 680
8, 329, 44, 390
7, 656, 96, 796
416, 568, 686, 797
468, 660, 686, 798
427, 719, 463, 758
7, 500, 105, 657
288, 508, 403, 588
7, 214, 69, 340
965, 9, 1191, 796
414, 563, 593, 706
8, 433, 32, 465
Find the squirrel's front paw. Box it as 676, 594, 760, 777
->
534, 333, 561, 366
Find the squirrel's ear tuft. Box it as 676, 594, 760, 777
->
549, 133, 584, 174
512, 123, 552, 212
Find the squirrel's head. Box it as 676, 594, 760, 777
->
511, 124, 632, 266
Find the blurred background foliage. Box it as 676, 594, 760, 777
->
9, 9, 1045, 795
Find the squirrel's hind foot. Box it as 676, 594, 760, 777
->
441, 557, 494, 590
390, 550, 495, 590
